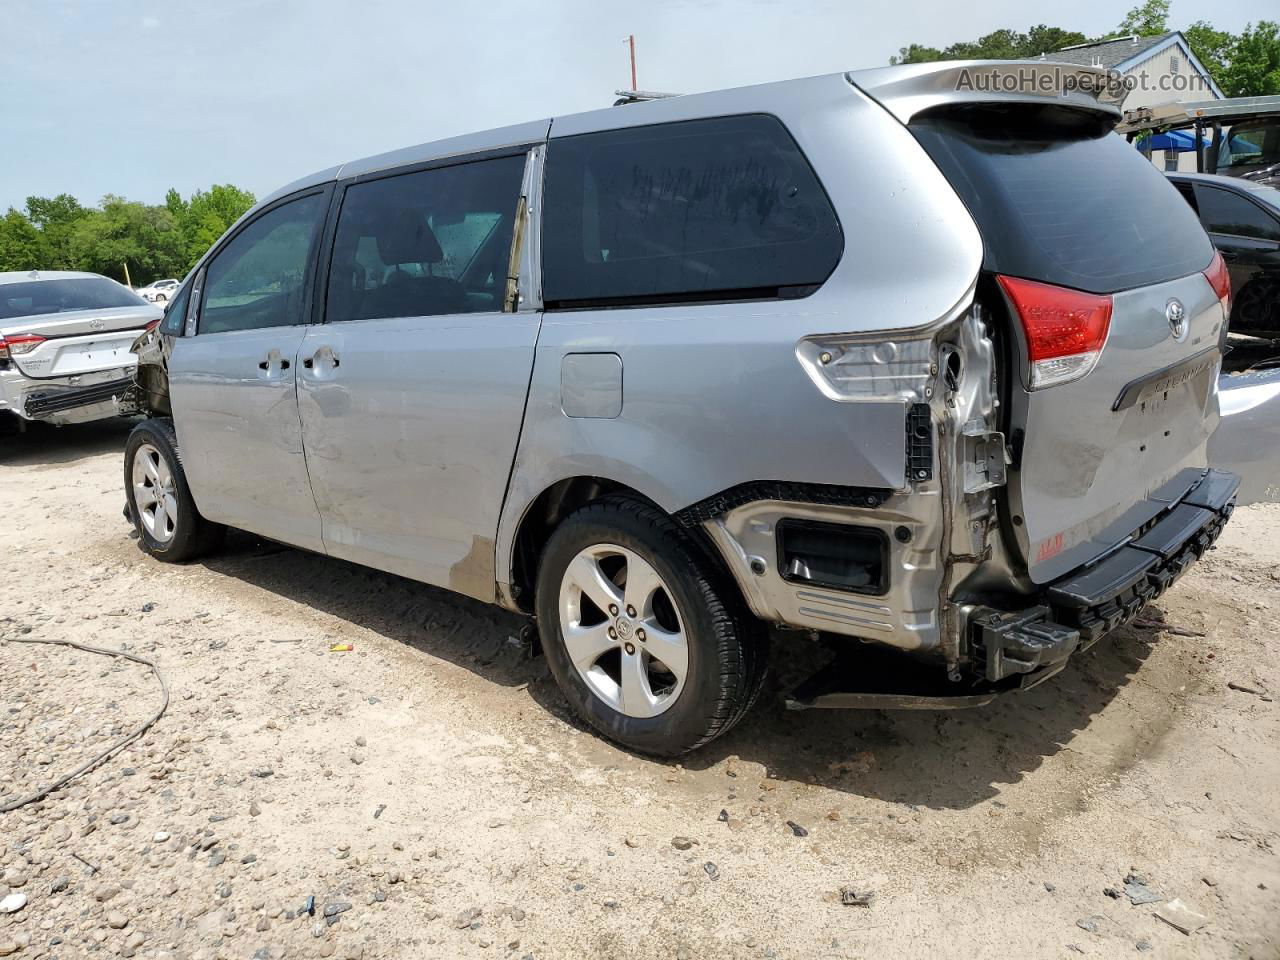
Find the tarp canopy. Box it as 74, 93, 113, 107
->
1136, 130, 1253, 153
1139, 128, 1209, 152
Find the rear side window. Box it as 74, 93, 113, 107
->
541, 115, 843, 308
911, 105, 1214, 293
326, 154, 526, 322
1194, 185, 1280, 241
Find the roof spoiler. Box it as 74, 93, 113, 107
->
847, 60, 1128, 125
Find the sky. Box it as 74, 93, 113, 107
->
1, 0, 1273, 212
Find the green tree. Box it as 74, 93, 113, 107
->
0, 209, 42, 272
886, 10, 1280, 95
191, 184, 255, 228
164, 187, 188, 221
1219, 21, 1280, 97
1025, 25, 1089, 56
24, 193, 91, 269
1183, 21, 1235, 78
67, 196, 184, 285
25, 193, 86, 228
890, 44, 944, 65
174, 183, 255, 267
891, 24, 1088, 65
1, 185, 257, 280
1113, 0, 1170, 37
944, 29, 1027, 61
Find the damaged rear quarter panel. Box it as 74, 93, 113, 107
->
496, 75, 984, 595
130, 326, 174, 417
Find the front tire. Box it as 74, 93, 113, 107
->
535, 496, 766, 756
124, 418, 224, 562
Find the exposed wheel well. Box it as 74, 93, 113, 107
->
509, 476, 640, 613
508, 476, 753, 626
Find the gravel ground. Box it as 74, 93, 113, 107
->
1, 419, 1278, 960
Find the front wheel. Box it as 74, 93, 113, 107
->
535, 496, 766, 756
124, 418, 224, 562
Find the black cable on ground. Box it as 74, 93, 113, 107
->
0, 637, 169, 813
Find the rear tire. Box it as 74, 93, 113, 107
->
535, 495, 766, 756
124, 418, 224, 562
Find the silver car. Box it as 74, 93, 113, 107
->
126, 61, 1239, 755
1, 271, 161, 427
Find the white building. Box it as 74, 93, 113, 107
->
1046, 32, 1223, 171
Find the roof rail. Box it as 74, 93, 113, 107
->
612, 89, 681, 106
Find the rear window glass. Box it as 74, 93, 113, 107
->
0, 277, 147, 320
911, 105, 1213, 293
541, 115, 843, 307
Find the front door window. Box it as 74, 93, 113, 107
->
200, 193, 326, 333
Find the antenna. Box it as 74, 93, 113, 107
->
625, 35, 637, 90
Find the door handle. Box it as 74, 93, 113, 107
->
258, 358, 290, 370
302, 348, 339, 370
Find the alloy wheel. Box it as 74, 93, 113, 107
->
558, 544, 689, 718
131, 442, 177, 543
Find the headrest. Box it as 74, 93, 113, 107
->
376, 209, 443, 265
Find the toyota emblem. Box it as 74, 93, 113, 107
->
89, 318, 106, 331
1165, 299, 1187, 341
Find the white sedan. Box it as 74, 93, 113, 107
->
1, 271, 161, 427
135, 278, 180, 303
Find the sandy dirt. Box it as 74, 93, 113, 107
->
1, 419, 1278, 960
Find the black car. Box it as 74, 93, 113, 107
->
1168, 172, 1280, 338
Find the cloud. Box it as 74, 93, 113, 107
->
141, 16, 160, 29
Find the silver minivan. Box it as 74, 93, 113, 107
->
126, 61, 1239, 755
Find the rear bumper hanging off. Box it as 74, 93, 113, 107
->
976, 467, 1238, 683
785, 468, 1239, 710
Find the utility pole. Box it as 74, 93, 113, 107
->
627, 34, 637, 90
123, 262, 132, 289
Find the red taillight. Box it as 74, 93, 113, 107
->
996, 275, 1113, 390
0, 333, 45, 360
144, 317, 163, 332
1203, 250, 1231, 317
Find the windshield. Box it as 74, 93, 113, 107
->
1218, 120, 1280, 170
0, 277, 147, 321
